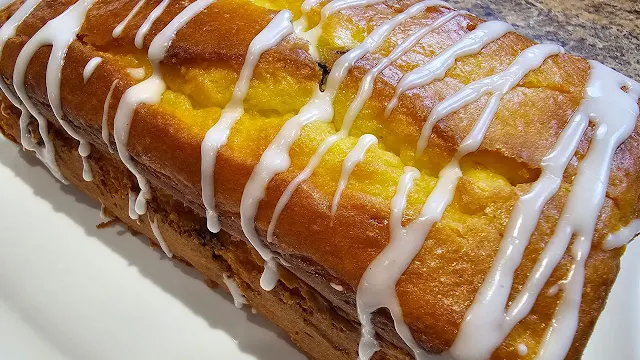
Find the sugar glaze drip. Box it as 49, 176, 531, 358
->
83, 56, 102, 83
135, 0, 170, 49
112, 0, 146, 38
201, 10, 294, 233
330, 134, 377, 216
532, 62, 640, 360
13, 0, 97, 182
223, 273, 248, 308
266, 0, 452, 245
342, 9, 462, 132
113, 0, 216, 219
0, 0, 67, 181
295, 0, 407, 60
357, 44, 564, 359
384, 20, 513, 119
292, 0, 322, 33
358, 166, 421, 359
451, 62, 639, 360
126, 67, 146, 80
128, 190, 139, 220
150, 217, 173, 258
603, 219, 640, 250
249, 0, 452, 291
99, 203, 113, 221
102, 80, 118, 153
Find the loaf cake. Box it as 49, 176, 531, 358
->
0, 0, 638, 359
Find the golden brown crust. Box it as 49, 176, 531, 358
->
0, 0, 638, 358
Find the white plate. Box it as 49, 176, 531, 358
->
0, 136, 638, 360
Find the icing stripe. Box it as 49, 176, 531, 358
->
112, 0, 146, 38
451, 62, 639, 360
102, 80, 118, 153
357, 44, 563, 360
222, 273, 248, 308
266, 0, 453, 244
297, 0, 416, 60
134, 0, 170, 49
603, 219, 640, 250
126, 67, 146, 80
526, 63, 640, 360
384, 20, 513, 119
128, 190, 140, 220
251, 0, 452, 290
201, 10, 294, 233
100, 203, 113, 221
83, 56, 102, 83
342, 10, 462, 134
416, 44, 563, 156
150, 216, 173, 258
358, 166, 421, 360
292, 0, 323, 33
330, 134, 377, 217
14, 0, 98, 182
114, 0, 216, 218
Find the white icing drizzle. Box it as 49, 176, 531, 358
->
201, 10, 294, 233
341, 9, 462, 134
546, 281, 564, 297
222, 273, 248, 308
126, 67, 146, 80
358, 166, 421, 359
602, 219, 640, 250
99, 203, 114, 221
83, 56, 102, 83
330, 134, 377, 216
384, 20, 514, 119
330, 282, 344, 291
292, 0, 322, 34
358, 44, 563, 360
128, 190, 140, 220
417, 43, 563, 156
112, 0, 146, 38
297, 0, 415, 60
517, 344, 528, 357
450, 61, 639, 360
102, 80, 118, 153
250, 0, 452, 291
0, 0, 66, 182
533, 63, 640, 360
13, 0, 97, 182
134, 0, 170, 50
114, 0, 216, 217
150, 217, 173, 258
82, 156, 93, 181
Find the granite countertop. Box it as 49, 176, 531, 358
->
448, 0, 640, 80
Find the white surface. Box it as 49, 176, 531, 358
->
0, 136, 638, 359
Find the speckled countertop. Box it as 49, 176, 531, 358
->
448, 0, 640, 79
